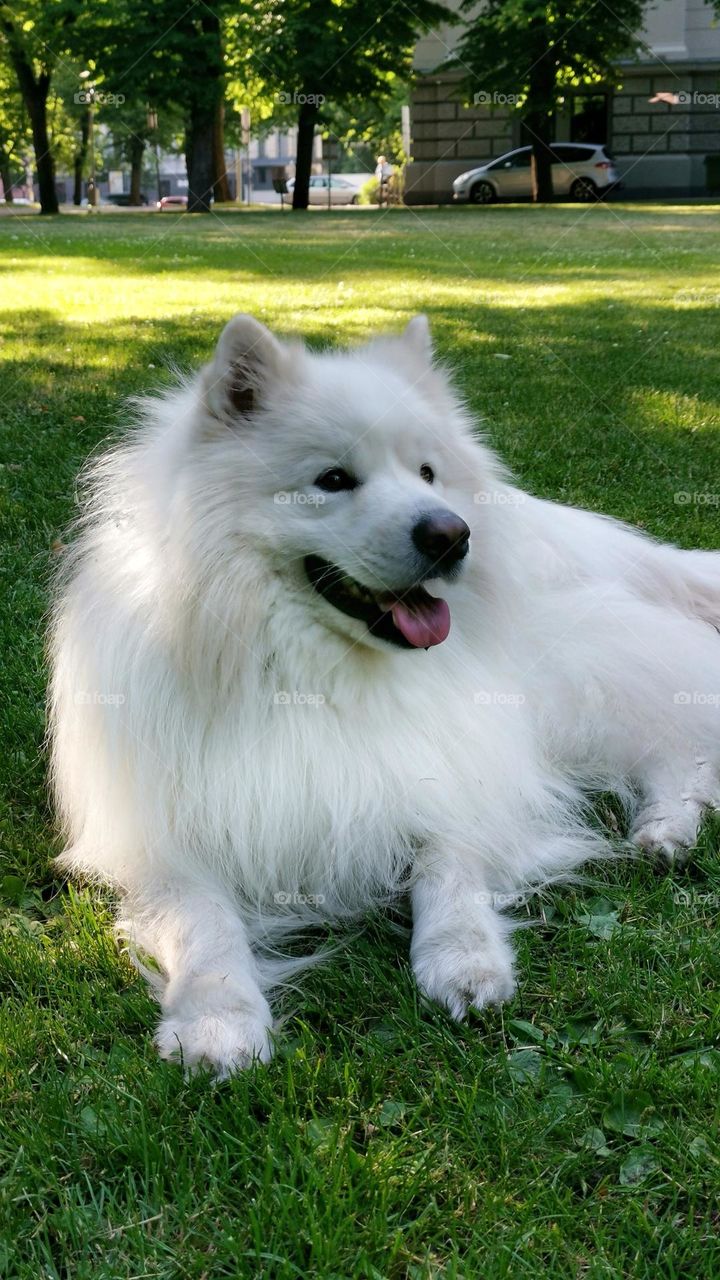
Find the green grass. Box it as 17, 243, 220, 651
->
2, 204, 720, 1279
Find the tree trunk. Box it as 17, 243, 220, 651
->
293, 100, 318, 210
27, 83, 57, 213
0, 160, 13, 202
525, 33, 556, 203
527, 112, 555, 202
185, 10, 224, 212
73, 108, 90, 205
7, 52, 58, 214
212, 99, 231, 203
129, 136, 145, 204
186, 105, 215, 212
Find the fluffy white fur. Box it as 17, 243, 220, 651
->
49, 314, 720, 1075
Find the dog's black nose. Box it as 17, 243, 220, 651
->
412, 511, 470, 565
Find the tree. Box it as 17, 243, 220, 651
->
455, 0, 645, 201
0, 1, 80, 213
212, 99, 232, 202
175, 7, 227, 211
45, 60, 96, 205
0, 56, 31, 201
65, 0, 224, 211
322, 76, 411, 173
242, 0, 451, 210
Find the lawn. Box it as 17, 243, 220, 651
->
1, 203, 720, 1279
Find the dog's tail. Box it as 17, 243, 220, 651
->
671, 549, 720, 628
622, 539, 720, 629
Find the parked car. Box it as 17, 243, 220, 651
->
285, 175, 360, 205
452, 144, 619, 204
106, 193, 149, 206
156, 195, 188, 210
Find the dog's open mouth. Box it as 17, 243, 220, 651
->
304, 556, 451, 649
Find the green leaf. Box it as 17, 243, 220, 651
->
305, 1118, 335, 1147
672, 1047, 720, 1071
580, 1126, 612, 1156
0, 874, 25, 904
79, 1106, 109, 1138
577, 909, 620, 940
377, 1099, 406, 1127
619, 1148, 658, 1185
558, 1019, 601, 1046
507, 1049, 543, 1082
508, 1018, 546, 1044
603, 1092, 664, 1137
544, 1082, 577, 1115
688, 1135, 713, 1162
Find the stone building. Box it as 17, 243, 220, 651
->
405, 0, 720, 202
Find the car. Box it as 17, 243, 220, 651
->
107, 193, 149, 206
285, 175, 360, 205
156, 195, 188, 210
452, 143, 619, 204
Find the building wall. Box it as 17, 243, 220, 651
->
405, 74, 515, 204
611, 62, 720, 194
406, 0, 720, 202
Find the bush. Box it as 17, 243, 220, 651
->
358, 175, 380, 205
358, 168, 406, 206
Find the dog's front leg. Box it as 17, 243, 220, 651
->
125, 882, 273, 1076
410, 863, 516, 1019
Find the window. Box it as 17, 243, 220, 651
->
570, 94, 609, 144
487, 148, 531, 171
552, 145, 595, 164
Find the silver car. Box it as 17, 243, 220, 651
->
286, 175, 360, 205
453, 143, 619, 204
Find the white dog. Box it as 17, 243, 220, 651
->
49, 315, 720, 1075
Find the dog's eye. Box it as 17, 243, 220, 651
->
314, 468, 358, 493
420, 464, 434, 484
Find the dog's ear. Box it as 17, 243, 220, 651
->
362, 314, 435, 379
204, 314, 286, 423
403, 314, 433, 362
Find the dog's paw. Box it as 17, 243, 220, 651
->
156, 1007, 273, 1077
631, 800, 702, 865
412, 940, 516, 1021
157, 975, 273, 1077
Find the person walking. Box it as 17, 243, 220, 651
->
375, 155, 393, 207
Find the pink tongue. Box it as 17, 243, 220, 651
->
388, 594, 451, 648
